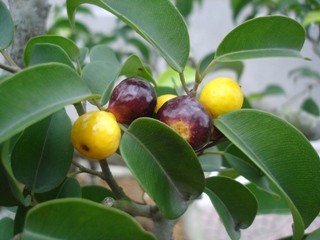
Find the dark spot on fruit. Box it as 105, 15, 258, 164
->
81, 144, 90, 152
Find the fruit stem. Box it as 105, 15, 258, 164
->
179, 72, 191, 95
191, 58, 217, 96
93, 98, 104, 111
99, 159, 128, 200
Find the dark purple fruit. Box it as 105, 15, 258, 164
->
108, 77, 157, 124
156, 95, 213, 150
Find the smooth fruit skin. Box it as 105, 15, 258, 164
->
156, 95, 213, 151
107, 77, 157, 124
154, 94, 177, 113
71, 111, 121, 160
199, 77, 244, 118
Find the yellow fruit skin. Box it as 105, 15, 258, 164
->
71, 111, 121, 160
199, 77, 244, 118
154, 94, 177, 113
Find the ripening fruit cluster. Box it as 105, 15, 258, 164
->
71, 76, 244, 160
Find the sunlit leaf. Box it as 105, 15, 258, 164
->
302, 10, 320, 27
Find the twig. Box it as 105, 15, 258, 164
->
1, 49, 20, 68
179, 72, 191, 95
99, 159, 128, 199
72, 160, 103, 178
0, 62, 20, 73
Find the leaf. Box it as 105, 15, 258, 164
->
302, 10, 320, 27
35, 178, 82, 203
205, 176, 258, 240
11, 109, 74, 193
215, 16, 308, 62
81, 185, 115, 203
198, 152, 222, 172
157, 65, 195, 88
82, 61, 120, 105
301, 97, 320, 116
224, 144, 280, 198
247, 84, 286, 101
29, 43, 75, 69
0, 0, 14, 50
126, 38, 150, 62
66, 0, 190, 72
0, 139, 26, 206
214, 109, 320, 239
230, 0, 251, 22
0, 63, 98, 144
24, 35, 80, 66
120, 118, 205, 219
89, 44, 120, 63
21, 198, 156, 240
246, 183, 290, 215
0, 217, 14, 240
289, 66, 320, 82
118, 55, 155, 85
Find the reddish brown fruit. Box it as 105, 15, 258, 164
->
156, 95, 213, 150
108, 77, 157, 124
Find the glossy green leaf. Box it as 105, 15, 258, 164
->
215, 16, 308, 62
120, 118, 205, 219
198, 152, 222, 172
305, 228, 320, 240
200, 52, 244, 80
0, 63, 98, 144
205, 176, 258, 240
157, 65, 195, 88
246, 183, 290, 215
224, 144, 280, 198
11, 109, 73, 193
0, 140, 26, 206
82, 61, 120, 105
89, 44, 119, 63
81, 185, 115, 203
35, 178, 81, 203
301, 97, 320, 116
21, 198, 156, 240
24, 35, 80, 66
0, 217, 14, 240
0, 0, 14, 49
214, 109, 320, 239
302, 10, 320, 27
66, 0, 189, 72
29, 43, 75, 68
247, 84, 285, 101
118, 55, 155, 85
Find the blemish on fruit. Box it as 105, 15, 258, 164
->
81, 144, 90, 152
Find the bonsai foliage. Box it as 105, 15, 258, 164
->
0, 0, 320, 240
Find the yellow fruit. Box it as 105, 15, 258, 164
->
71, 111, 121, 160
199, 77, 244, 118
154, 94, 177, 113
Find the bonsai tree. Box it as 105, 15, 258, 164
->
1, 0, 320, 239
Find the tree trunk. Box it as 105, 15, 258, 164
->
8, 0, 51, 68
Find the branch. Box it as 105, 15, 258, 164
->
99, 159, 128, 199
72, 160, 102, 178
0, 62, 20, 73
